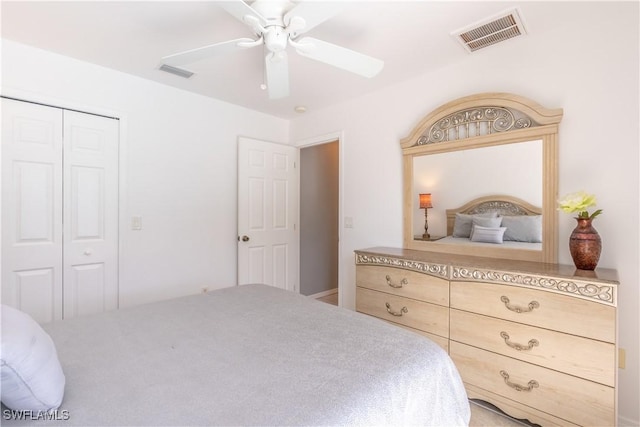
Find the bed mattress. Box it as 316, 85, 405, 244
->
3, 284, 470, 426
434, 235, 542, 251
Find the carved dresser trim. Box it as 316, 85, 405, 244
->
451, 267, 616, 306
355, 253, 448, 279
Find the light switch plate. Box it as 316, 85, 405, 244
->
344, 217, 353, 228
132, 216, 142, 231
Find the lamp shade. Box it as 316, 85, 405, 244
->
419, 193, 433, 209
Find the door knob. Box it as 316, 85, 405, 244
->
84, 248, 93, 256
241, 235, 250, 242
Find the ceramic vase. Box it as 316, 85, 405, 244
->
569, 217, 601, 270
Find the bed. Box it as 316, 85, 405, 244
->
432, 195, 543, 251
1, 284, 470, 426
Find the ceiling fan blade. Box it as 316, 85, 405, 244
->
218, 0, 267, 30
265, 51, 289, 99
295, 37, 384, 78
162, 38, 258, 66
284, 2, 345, 36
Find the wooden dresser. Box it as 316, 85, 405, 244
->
355, 247, 619, 427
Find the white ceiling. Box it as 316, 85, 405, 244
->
1, 1, 571, 119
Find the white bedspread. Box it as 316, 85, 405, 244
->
3, 284, 470, 426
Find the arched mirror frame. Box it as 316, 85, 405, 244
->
401, 93, 563, 263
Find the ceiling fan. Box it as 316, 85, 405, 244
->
161, 0, 384, 99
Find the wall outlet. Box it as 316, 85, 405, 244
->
619, 348, 626, 369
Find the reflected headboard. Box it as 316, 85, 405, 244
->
445, 195, 542, 236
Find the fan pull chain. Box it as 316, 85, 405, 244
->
260, 45, 267, 91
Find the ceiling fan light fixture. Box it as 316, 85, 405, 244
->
161, 0, 384, 99
264, 27, 288, 52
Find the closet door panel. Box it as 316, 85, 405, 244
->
71, 166, 105, 240
1, 98, 63, 323
67, 263, 107, 317
63, 110, 119, 318
14, 269, 56, 324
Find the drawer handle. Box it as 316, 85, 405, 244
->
500, 370, 539, 392
385, 275, 408, 289
500, 331, 539, 351
385, 302, 408, 317
500, 296, 540, 313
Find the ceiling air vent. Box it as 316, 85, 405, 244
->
159, 64, 194, 79
452, 8, 527, 53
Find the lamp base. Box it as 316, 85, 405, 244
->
422, 233, 430, 239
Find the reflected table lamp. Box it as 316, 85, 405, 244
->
419, 193, 433, 239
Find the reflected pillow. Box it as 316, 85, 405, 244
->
472, 216, 502, 229
1, 305, 66, 412
470, 225, 507, 244
501, 215, 542, 243
452, 212, 498, 238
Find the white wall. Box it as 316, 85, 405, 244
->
291, 3, 639, 424
1, 39, 289, 308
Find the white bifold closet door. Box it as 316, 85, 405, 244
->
1, 98, 119, 323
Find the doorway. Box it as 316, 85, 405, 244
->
299, 140, 339, 303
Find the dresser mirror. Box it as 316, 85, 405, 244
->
401, 93, 563, 263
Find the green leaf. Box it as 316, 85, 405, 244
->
589, 209, 603, 219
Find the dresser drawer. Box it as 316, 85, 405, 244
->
450, 309, 615, 386
450, 341, 615, 427
450, 281, 615, 342
356, 265, 449, 306
356, 287, 449, 337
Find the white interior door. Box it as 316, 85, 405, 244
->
63, 110, 119, 319
1, 98, 64, 323
1, 98, 119, 323
237, 137, 298, 291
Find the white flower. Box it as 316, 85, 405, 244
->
558, 191, 602, 219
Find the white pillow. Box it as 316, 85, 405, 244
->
470, 225, 507, 244
1, 305, 65, 412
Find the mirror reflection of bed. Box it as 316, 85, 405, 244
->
433, 194, 542, 250
412, 139, 542, 248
